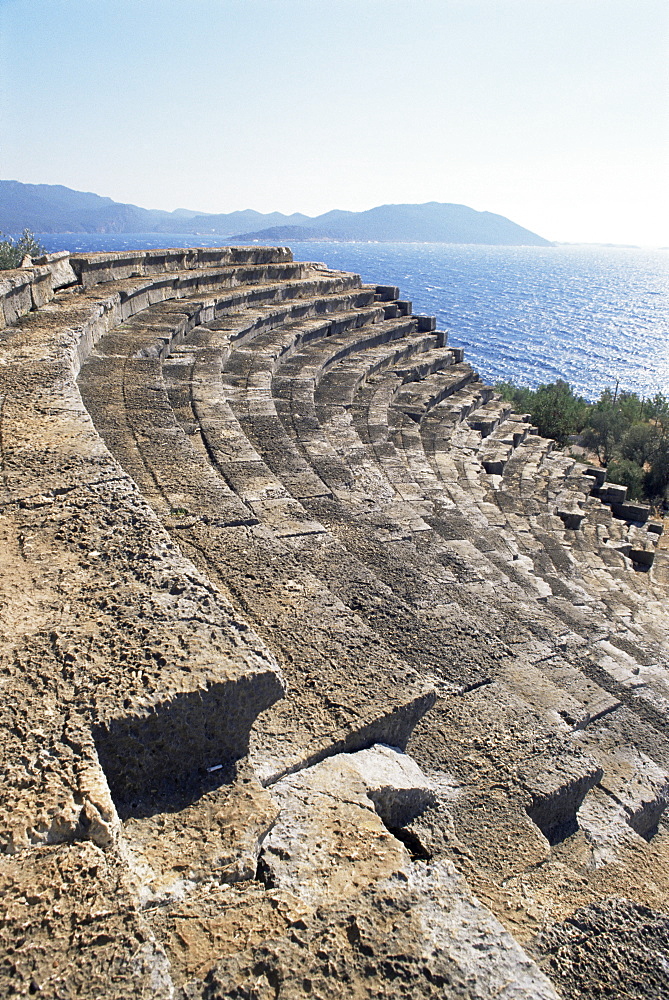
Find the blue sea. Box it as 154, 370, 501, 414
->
36, 234, 668, 402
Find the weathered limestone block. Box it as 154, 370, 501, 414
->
575, 740, 669, 839
68, 251, 149, 287
345, 742, 437, 828
556, 507, 585, 530
260, 749, 412, 907
611, 499, 651, 524
518, 749, 603, 843
26, 264, 54, 308
34, 250, 78, 289
598, 482, 628, 504
204, 862, 561, 999
221, 746, 560, 999
374, 284, 400, 300
68, 247, 295, 289
0, 479, 284, 853
0, 702, 120, 855
0, 269, 33, 327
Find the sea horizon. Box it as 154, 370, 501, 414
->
34, 235, 669, 403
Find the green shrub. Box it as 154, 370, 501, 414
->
496, 379, 589, 444
620, 422, 658, 466
606, 458, 645, 501
495, 381, 536, 414
643, 437, 669, 507
529, 380, 589, 445
0, 229, 46, 270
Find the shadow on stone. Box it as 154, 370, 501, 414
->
94, 672, 282, 820
527, 811, 580, 846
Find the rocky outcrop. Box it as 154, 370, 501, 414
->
0, 248, 667, 998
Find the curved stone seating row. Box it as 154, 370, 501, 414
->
76, 270, 613, 927
256, 300, 664, 688
207, 282, 668, 828
165, 339, 498, 690
75, 268, 624, 764
423, 398, 669, 678
95, 280, 640, 860
77, 291, 440, 789
2, 248, 668, 999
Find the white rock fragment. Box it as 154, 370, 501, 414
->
345, 742, 437, 827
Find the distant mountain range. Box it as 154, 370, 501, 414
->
0, 180, 552, 246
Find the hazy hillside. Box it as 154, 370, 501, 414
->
225, 225, 337, 243
311, 202, 551, 245
0, 181, 176, 233
161, 209, 313, 235
0, 180, 551, 245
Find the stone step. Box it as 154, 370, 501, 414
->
78, 318, 439, 789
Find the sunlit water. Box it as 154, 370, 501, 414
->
37, 234, 668, 402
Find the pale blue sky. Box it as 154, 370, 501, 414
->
1, 0, 667, 244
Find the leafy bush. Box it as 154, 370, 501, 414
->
643, 437, 669, 506
606, 458, 645, 501
620, 422, 658, 466
0, 229, 46, 270
496, 379, 588, 444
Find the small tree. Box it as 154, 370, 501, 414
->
582, 394, 628, 465
643, 435, 669, 509
620, 422, 658, 467
0, 229, 46, 270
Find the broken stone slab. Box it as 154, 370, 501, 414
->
260, 745, 436, 906
576, 785, 644, 864
343, 743, 437, 828
33, 250, 78, 289
248, 745, 560, 998
261, 751, 409, 909
206, 861, 561, 999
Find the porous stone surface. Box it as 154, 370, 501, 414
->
531, 898, 669, 999
1, 247, 668, 998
